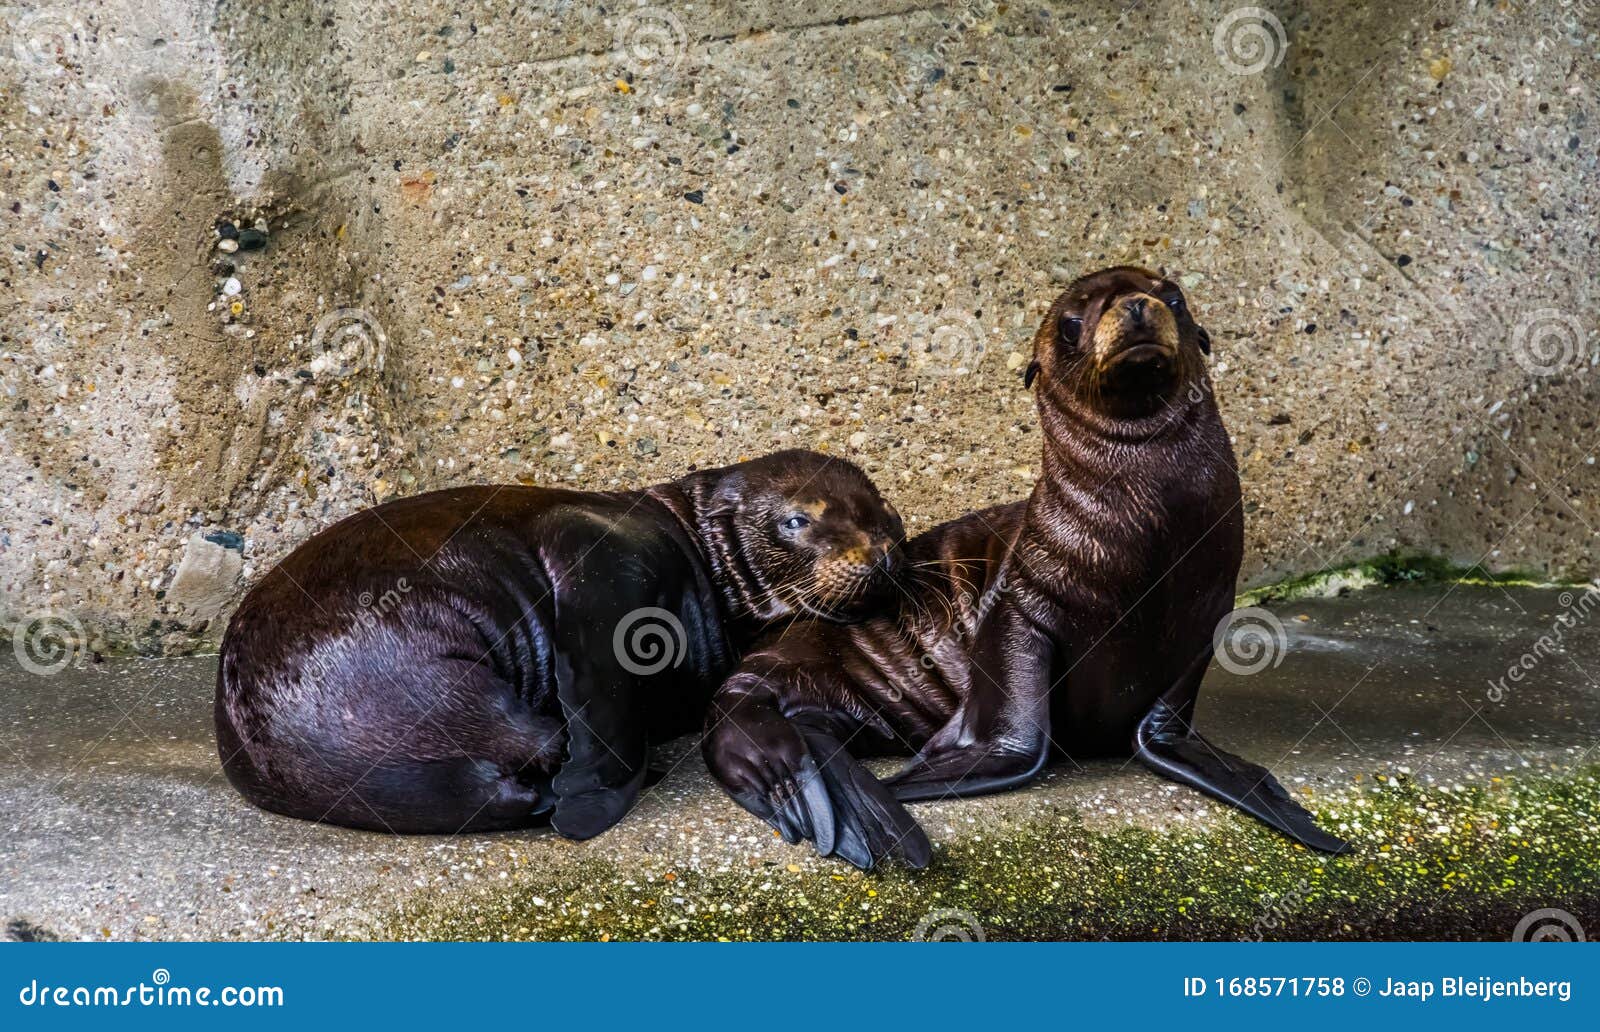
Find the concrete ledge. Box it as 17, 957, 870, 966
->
3, 582, 1596, 941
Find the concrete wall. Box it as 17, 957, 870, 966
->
3, 0, 1597, 652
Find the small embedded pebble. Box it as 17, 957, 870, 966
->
217, 238, 239, 253
221, 277, 242, 297
238, 228, 268, 251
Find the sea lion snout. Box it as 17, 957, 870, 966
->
1094, 291, 1180, 363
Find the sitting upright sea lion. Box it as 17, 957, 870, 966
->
704, 267, 1350, 868
215, 450, 904, 840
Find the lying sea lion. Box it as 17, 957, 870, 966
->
216, 449, 903, 840
704, 267, 1350, 868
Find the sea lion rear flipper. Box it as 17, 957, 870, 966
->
1134, 698, 1351, 855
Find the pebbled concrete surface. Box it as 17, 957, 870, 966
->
2, 582, 1597, 941
2, 1, 1598, 651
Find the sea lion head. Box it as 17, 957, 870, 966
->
1025, 265, 1212, 421
685, 450, 905, 623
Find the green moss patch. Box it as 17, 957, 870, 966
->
368, 765, 1600, 942
1239, 553, 1582, 607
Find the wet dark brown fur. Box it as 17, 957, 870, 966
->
215, 449, 902, 840
703, 267, 1349, 868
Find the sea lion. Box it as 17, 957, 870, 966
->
215, 449, 904, 840
703, 267, 1350, 868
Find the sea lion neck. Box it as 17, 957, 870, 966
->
645, 471, 785, 626
1023, 376, 1224, 568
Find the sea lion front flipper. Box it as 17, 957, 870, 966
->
1133, 697, 1351, 855
704, 679, 929, 870
546, 579, 656, 841
790, 712, 932, 870
887, 602, 1053, 802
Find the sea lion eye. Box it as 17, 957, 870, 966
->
1164, 294, 1186, 313
781, 514, 811, 531
1059, 315, 1083, 346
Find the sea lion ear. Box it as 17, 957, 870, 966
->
1024, 361, 1041, 389
1196, 326, 1212, 355
702, 473, 744, 520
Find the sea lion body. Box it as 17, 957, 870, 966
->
705, 268, 1346, 868
217, 451, 902, 840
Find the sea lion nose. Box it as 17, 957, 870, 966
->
1127, 296, 1149, 324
